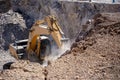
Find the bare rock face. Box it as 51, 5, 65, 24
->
0, 10, 28, 50
0, 0, 120, 49
0, 0, 11, 13
0, 60, 45, 80
11, 0, 120, 38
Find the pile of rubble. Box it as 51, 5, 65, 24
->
46, 13, 120, 80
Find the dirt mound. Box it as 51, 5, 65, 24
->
46, 13, 120, 80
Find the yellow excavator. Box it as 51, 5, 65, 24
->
9, 15, 68, 61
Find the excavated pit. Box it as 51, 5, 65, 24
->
1, 12, 120, 80
0, 0, 120, 80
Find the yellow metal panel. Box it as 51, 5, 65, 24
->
29, 35, 38, 51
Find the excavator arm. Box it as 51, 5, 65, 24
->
27, 16, 65, 51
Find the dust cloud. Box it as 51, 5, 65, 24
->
42, 40, 73, 67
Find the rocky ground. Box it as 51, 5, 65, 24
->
0, 60, 45, 80
0, 13, 120, 80
0, 0, 120, 80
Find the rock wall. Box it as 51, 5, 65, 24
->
0, 10, 28, 50
11, 0, 120, 39
0, 0, 11, 13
